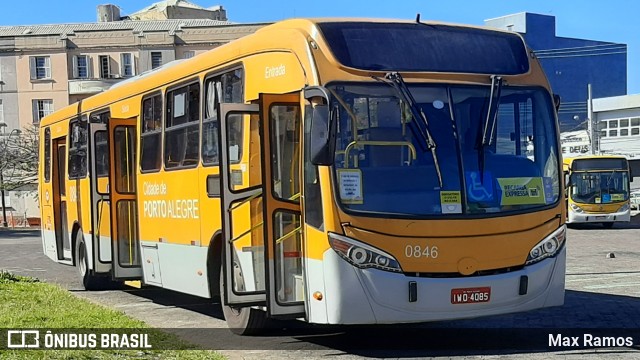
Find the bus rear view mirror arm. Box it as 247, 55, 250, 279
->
305, 86, 335, 166
309, 104, 335, 165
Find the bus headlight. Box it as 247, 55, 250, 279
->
526, 225, 566, 265
570, 203, 583, 213
328, 233, 402, 273
618, 203, 630, 213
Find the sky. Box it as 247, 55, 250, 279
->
0, 0, 639, 93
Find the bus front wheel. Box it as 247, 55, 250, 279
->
75, 234, 108, 291
219, 262, 266, 335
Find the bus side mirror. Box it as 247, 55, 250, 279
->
309, 104, 335, 165
564, 171, 570, 188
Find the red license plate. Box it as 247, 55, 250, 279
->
451, 287, 491, 304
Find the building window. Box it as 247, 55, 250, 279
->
600, 131, 606, 138
151, 52, 162, 69
32, 99, 53, 124
620, 118, 629, 127
632, 128, 640, 136
121, 53, 135, 77
631, 118, 640, 127
164, 82, 200, 169
620, 129, 629, 136
73, 55, 90, 79
609, 120, 618, 128
609, 129, 618, 137
183, 51, 195, 59
99, 55, 111, 78
141, 94, 162, 172
29, 56, 51, 80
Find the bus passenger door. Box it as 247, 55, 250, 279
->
259, 93, 305, 318
218, 95, 305, 319
108, 118, 142, 279
52, 138, 72, 264
89, 122, 112, 273
218, 104, 266, 307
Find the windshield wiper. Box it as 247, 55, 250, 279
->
482, 75, 503, 147
605, 169, 616, 192
373, 72, 443, 188
476, 75, 503, 183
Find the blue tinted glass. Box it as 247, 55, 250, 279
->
319, 22, 529, 75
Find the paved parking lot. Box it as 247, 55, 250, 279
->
1, 218, 640, 358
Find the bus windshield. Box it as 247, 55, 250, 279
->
330, 83, 560, 217
570, 170, 630, 204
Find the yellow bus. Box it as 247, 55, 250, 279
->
39, 18, 566, 334
564, 155, 631, 228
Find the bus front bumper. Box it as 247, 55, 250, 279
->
313, 246, 565, 325
568, 209, 630, 223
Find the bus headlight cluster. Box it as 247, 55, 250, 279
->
619, 203, 630, 213
328, 233, 402, 273
526, 225, 566, 265
570, 203, 584, 213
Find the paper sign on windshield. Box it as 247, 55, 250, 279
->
497, 177, 546, 206
338, 169, 363, 204
440, 191, 462, 214
611, 194, 624, 201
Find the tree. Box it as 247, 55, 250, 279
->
0, 125, 39, 192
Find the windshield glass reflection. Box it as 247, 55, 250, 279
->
330, 83, 560, 217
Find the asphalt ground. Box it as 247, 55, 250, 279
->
1, 217, 640, 358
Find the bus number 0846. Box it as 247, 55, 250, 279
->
405, 245, 439, 258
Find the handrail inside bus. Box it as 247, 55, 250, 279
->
230, 221, 264, 244
229, 190, 263, 211
344, 140, 417, 168
275, 225, 302, 245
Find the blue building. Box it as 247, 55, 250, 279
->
485, 13, 627, 132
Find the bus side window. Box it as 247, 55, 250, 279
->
202, 69, 244, 166
44, 127, 51, 182
141, 94, 162, 172
68, 118, 88, 179
165, 82, 200, 169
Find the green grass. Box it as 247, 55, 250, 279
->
0, 271, 225, 360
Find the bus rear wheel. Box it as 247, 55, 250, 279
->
75, 234, 108, 290
219, 262, 266, 335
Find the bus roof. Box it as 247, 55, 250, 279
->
39, 17, 529, 128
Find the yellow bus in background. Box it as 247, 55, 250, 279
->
564, 155, 631, 228
39, 18, 566, 334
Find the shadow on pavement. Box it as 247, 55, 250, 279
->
0, 228, 41, 238
568, 213, 640, 230
119, 287, 640, 356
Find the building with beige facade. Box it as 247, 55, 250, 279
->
0, 0, 264, 133
0, 0, 265, 225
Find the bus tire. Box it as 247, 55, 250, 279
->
75, 234, 107, 291
219, 262, 266, 335
602, 222, 614, 229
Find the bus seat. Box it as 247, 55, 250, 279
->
367, 101, 405, 167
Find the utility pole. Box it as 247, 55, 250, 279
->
587, 84, 596, 154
